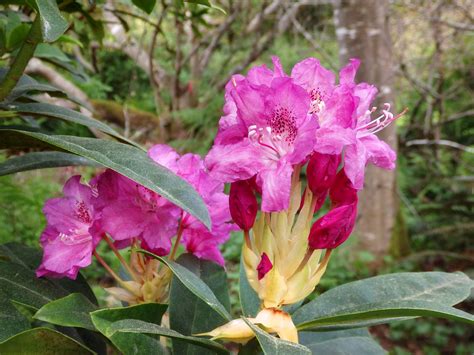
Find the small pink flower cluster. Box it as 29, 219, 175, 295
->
37, 145, 236, 279
206, 56, 402, 253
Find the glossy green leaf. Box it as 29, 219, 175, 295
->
169, 254, 230, 354
106, 319, 228, 354
139, 250, 231, 321
0, 129, 211, 228
34, 293, 97, 331
239, 255, 260, 317
242, 318, 311, 355
0, 327, 93, 354
299, 329, 385, 354
26, 0, 69, 42
91, 303, 168, 355
35, 43, 71, 63
0, 298, 31, 342
293, 272, 474, 331
0, 151, 97, 176
0, 242, 98, 306
1, 102, 133, 145
132, 0, 157, 13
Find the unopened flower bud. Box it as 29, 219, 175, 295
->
229, 180, 258, 231
329, 169, 357, 207
306, 153, 341, 211
257, 253, 273, 280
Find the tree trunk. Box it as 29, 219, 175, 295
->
333, 0, 398, 262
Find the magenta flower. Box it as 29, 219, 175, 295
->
229, 180, 258, 231
308, 170, 358, 250
94, 169, 181, 256
149, 144, 236, 265
206, 72, 318, 212
257, 253, 273, 280
36, 176, 101, 279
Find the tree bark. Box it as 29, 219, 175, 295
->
333, 0, 398, 261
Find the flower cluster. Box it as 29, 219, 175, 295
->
36, 145, 235, 303
201, 56, 404, 343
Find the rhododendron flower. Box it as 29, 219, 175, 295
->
309, 170, 358, 249
206, 74, 318, 212
149, 144, 236, 265
306, 152, 341, 211
94, 169, 181, 255
37, 176, 101, 279
229, 179, 258, 231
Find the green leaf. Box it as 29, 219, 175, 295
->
0, 297, 31, 342
35, 43, 71, 63
169, 254, 230, 354
106, 319, 229, 354
303, 336, 386, 354
185, 0, 226, 13
139, 250, 231, 321
0, 242, 98, 306
26, 0, 69, 42
239, 255, 260, 317
90, 303, 168, 355
293, 272, 474, 331
0, 129, 211, 229
242, 318, 311, 355
34, 293, 98, 331
132, 0, 157, 14
6, 23, 30, 51
299, 329, 386, 354
0, 327, 93, 354
1, 102, 134, 145
0, 151, 98, 176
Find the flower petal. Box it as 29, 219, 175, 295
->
257, 160, 293, 212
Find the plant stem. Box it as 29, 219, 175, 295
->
244, 230, 251, 248
0, 17, 42, 102
93, 250, 123, 284
169, 215, 185, 260
102, 235, 140, 282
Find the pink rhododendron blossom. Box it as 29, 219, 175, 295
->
149, 144, 236, 265
257, 253, 273, 280
36, 176, 101, 279
206, 71, 318, 212
94, 169, 181, 256
308, 170, 358, 250
229, 180, 258, 231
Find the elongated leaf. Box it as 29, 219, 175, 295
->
91, 303, 168, 355
0, 298, 31, 342
239, 255, 260, 317
0, 151, 98, 176
304, 336, 386, 354
169, 254, 230, 354
34, 293, 97, 330
293, 272, 474, 331
107, 319, 228, 354
1, 102, 134, 145
9, 83, 64, 100
242, 318, 311, 355
0, 327, 93, 354
139, 250, 231, 321
26, 0, 69, 42
132, 0, 157, 13
0, 129, 211, 228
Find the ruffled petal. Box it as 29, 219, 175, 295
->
339, 58, 360, 85
291, 57, 335, 98
205, 140, 264, 183
360, 134, 396, 170
343, 140, 368, 190
148, 144, 180, 173
257, 160, 293, 212
314, 126, 355, 155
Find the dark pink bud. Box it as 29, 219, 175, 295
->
229, 180, 258, 231
307, 153, 341, 211
329, 169, 357, 207
308, 200, 357, 250
257, 252, 273, 280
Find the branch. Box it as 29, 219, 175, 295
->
405, 139, 474, 154
0, 17, 42, 101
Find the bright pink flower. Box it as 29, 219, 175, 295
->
229, 180, 258, 231
257, 253, 273, 280
149, 145, 236, 265
306, 152, 341, 212
37, 176, 101, 279
206, 72, 318, 212
308, 170, 358, 250
94, 169, 181, 256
